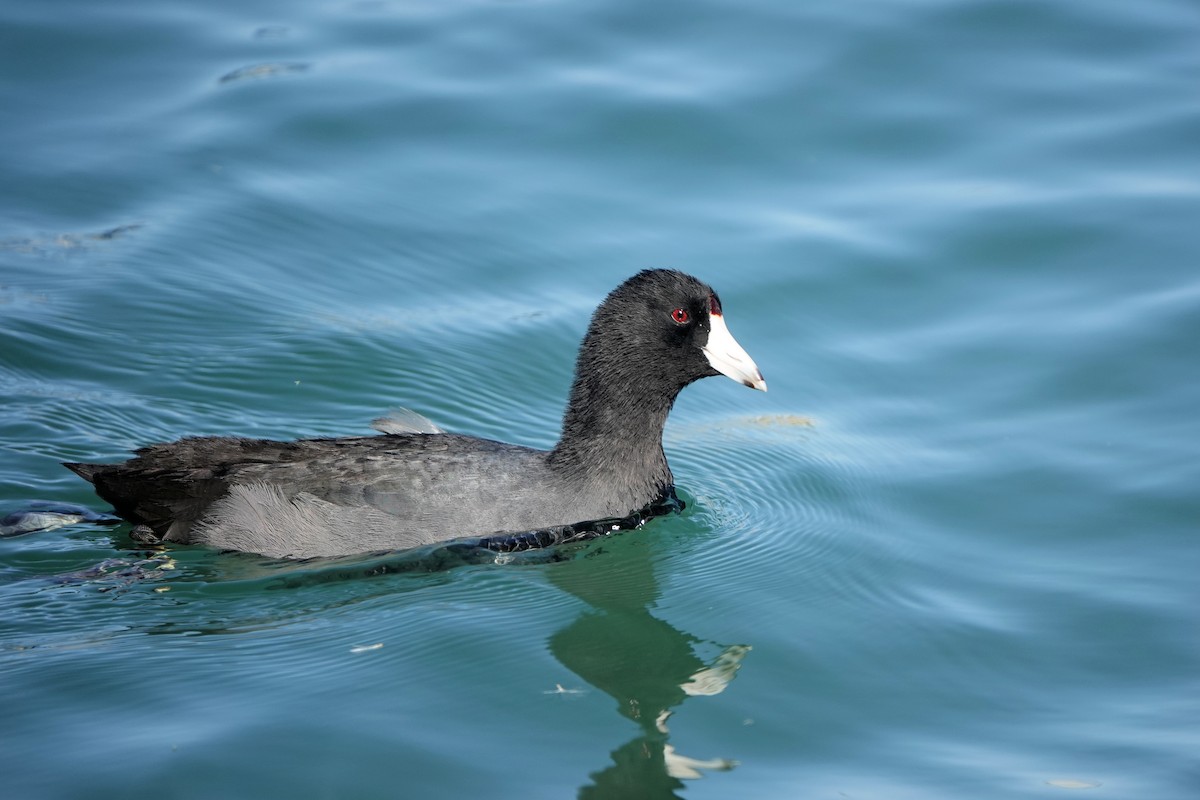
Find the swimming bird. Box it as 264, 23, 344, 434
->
65, 269, 766, 559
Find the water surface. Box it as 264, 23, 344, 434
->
2, 0, 1198, 797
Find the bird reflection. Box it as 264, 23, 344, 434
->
545, 538, 749, 799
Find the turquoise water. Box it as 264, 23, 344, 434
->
3, 0, 1198, 797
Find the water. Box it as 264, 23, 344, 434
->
2, 0, 1198, 797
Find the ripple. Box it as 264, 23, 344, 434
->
660, 412, 867, 594
0, 224, 143, 255
218, 62, 310, 84
656, 404, 963, 632
0, 537, 581, 694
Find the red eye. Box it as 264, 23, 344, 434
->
671, 307, 690, 324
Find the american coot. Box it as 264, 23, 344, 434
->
66, 269, 766, 559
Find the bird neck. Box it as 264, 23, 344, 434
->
549, 354, 679, 496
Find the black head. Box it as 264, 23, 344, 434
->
553, 269, 766, 495
581, 269, 767, 394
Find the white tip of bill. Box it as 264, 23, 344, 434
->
703, 312, 767, 391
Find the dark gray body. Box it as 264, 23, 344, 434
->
70, 432, 669, 559
64, 269, 765, 560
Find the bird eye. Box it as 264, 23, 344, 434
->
671, 307, 690, 325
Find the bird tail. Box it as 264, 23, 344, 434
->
63, 462, 102, 484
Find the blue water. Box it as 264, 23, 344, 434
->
2, 0, 1198, 797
